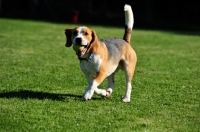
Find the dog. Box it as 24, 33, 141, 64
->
64, 4, 137, 102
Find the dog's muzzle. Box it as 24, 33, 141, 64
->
75, 38, 82, 45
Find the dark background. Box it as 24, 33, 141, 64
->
0, 0, 199, 31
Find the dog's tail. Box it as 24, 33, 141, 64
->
123, 4, 134, 43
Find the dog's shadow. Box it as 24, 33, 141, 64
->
0, 90, 103, 101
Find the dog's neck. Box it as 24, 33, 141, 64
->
78, 53, 94, 62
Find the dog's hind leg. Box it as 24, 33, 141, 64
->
105, 72, 116, 98
121, 60, 136, 102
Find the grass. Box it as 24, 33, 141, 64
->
0, 18, 199, 132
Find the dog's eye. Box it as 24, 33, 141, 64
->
84, 32, 88, 36
73, 31, 78, 36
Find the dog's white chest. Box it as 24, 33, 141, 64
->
80, 54, 102, 78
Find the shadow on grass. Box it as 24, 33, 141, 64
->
0, 90, 103, 101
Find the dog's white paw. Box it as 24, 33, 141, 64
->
121, 96, 130, 102
82, 90, 94, 101
105, 88, 113, 98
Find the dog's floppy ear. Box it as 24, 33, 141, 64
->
90, 29, 98, 44
65, 29, 73, 47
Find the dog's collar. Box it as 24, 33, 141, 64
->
78, 53, 94, 62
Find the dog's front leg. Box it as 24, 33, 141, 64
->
82, 71, 106, 100
82, 80, 98, 100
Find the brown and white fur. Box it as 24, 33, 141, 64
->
64, 4, 137, 102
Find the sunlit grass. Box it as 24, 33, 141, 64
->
0, 18, 199, 132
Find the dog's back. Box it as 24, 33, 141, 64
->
100, 38, 128, 63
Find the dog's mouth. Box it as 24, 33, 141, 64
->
77, 46, 87, 56
72, 44, 87, 56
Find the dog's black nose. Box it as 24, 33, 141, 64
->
75, 38, 82, 44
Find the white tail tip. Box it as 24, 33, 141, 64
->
124, 4, 132, 11
124, 4, 134, 29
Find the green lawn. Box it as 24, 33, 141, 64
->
0, 18, 199, 132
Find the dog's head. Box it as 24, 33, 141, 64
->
65, 26, 97, 56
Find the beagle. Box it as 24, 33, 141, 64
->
64, 4, 137, 102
